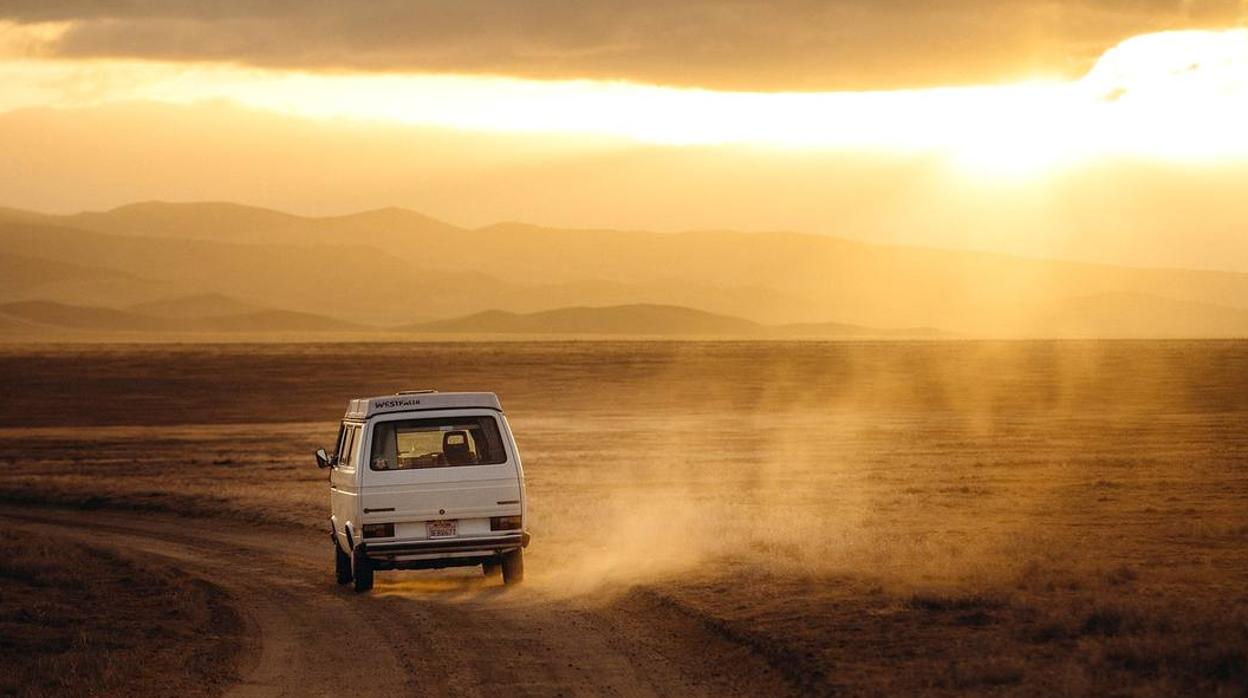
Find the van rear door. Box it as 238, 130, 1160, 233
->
359, 411, 521, 539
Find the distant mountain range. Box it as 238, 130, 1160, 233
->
402, 304, 943, 337
0, 300, 940, 338
128, 293, 261, 319
2, 201, 1248, 339
0, 300, 364, 334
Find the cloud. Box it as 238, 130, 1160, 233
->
0, 1, 1245, 89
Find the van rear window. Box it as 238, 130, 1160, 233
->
369, 416, 507, 470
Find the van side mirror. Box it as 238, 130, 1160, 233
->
315, 448, 332, 469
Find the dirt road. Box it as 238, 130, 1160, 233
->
2, 506, 798, 698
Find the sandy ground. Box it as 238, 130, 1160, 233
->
2, 506, 797, 697
1, 341, 1247, 695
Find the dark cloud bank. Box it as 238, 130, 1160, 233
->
4, 1, 1244, 89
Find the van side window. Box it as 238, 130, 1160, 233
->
333, 423, 349, 465
339, 424, 357, 469
343, 426, 363, 471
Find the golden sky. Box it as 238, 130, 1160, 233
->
2, 3, 1248, 271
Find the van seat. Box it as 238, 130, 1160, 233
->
443, 430, 476, 465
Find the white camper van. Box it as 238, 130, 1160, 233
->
316, 390, 529, 592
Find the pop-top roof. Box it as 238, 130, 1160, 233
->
344, 391, 502, 419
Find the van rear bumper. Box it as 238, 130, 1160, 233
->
360, 531, 529, 558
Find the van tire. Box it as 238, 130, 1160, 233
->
335, 544, 353, 585
352, 552, 374, 593
501, 549, 524, 585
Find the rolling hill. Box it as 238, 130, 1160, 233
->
404, 304, 945, 337
0, 301, 176, 332
3, 201, 1248, 337
0, 300, 938, 338
192, 310, 365, 333
38, 201, 462, 250
0, 253, 179, 307
0, 301, 361, 335
128, 293, 262, 319
405, 305, 761, 335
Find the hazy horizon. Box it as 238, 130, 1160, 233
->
4, 194, 1248, 276
4, 198, 1248, 339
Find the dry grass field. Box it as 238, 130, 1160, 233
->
1, 340, 1246, 695
0, 530, 242, 697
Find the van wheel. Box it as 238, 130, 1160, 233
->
335, 544, 353, 585
352, 551, 374, 593
483, 560, 501, 577
501, 549, 524, 585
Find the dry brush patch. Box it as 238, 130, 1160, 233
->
642, 561, 1248, 696
0, 530, 244, 697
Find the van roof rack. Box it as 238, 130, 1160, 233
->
396, 389, 437, 395
344, 391, 501, 419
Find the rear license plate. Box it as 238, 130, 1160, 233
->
427, 520, 457, 538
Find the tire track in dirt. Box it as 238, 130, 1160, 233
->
1, 506, 800, 697
2, 508, 413, 697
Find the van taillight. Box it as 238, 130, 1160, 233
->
490, 515, 522, 531
363, 523, 394, 538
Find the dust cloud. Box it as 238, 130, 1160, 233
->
495, 340, 1248, 597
